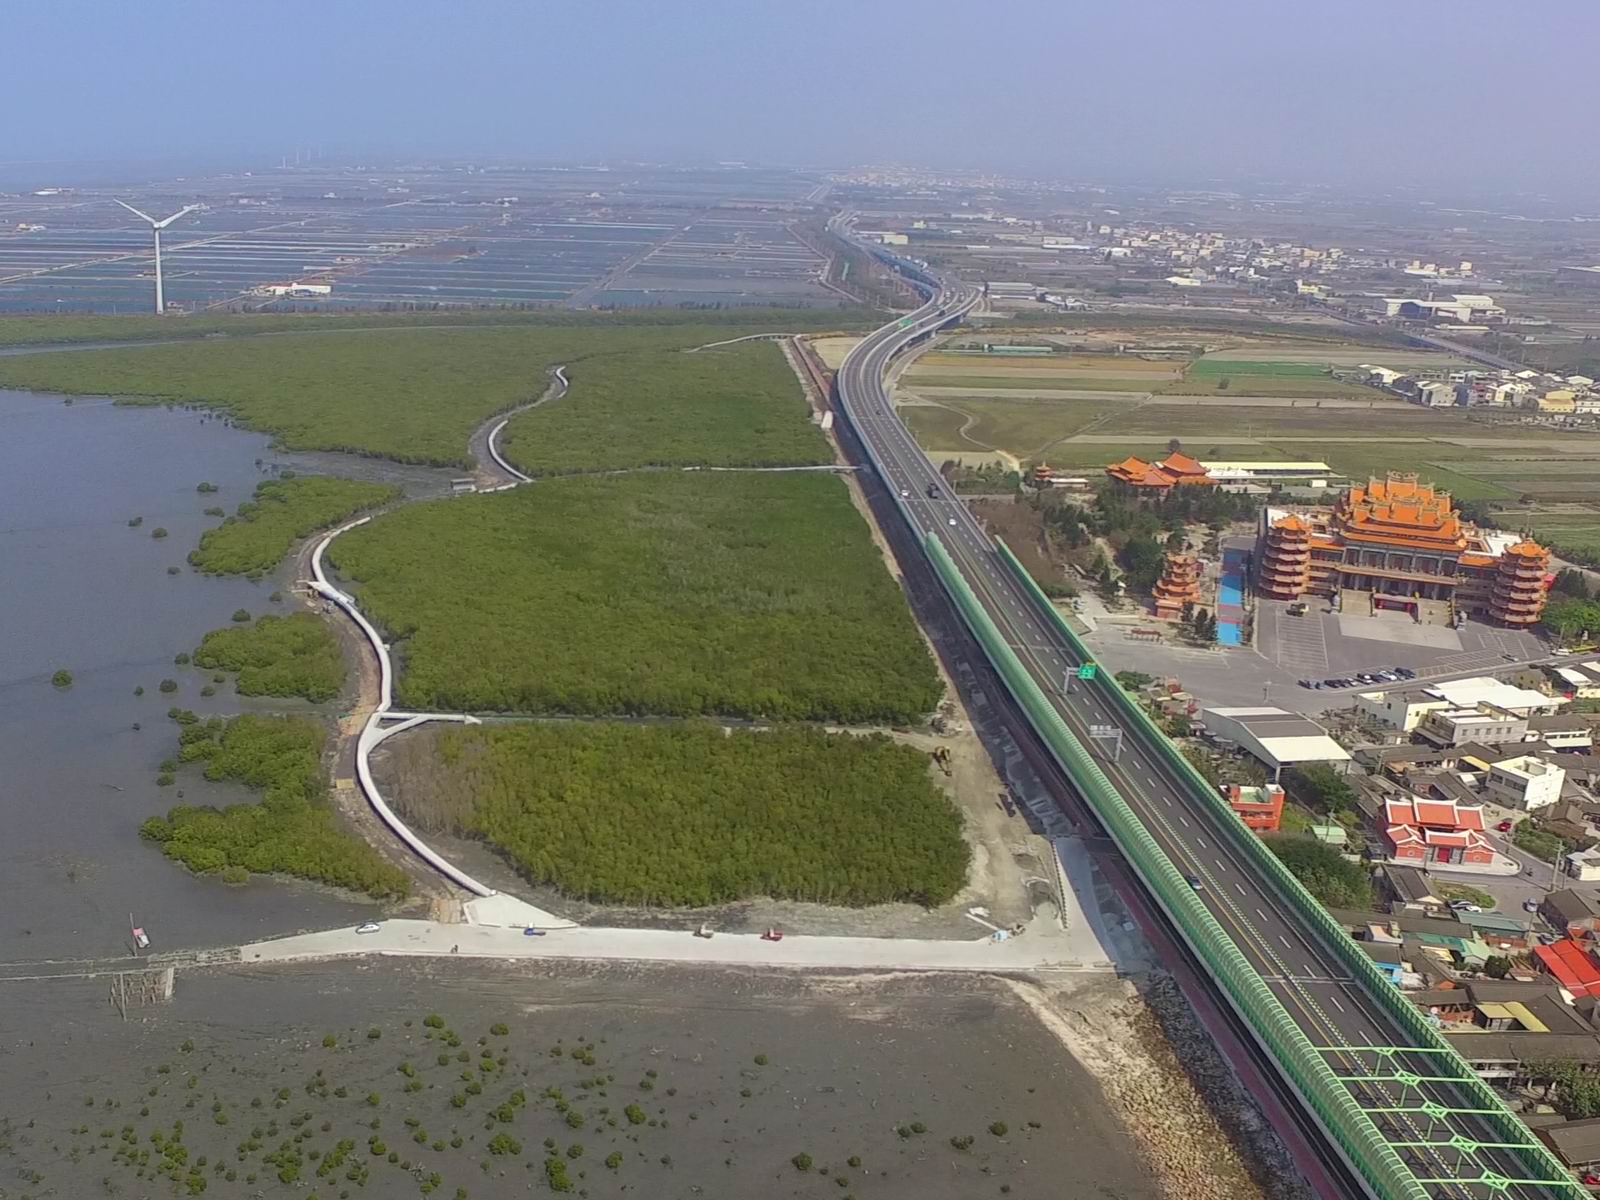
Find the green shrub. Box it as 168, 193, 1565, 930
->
188, 477, 399, 577
194, 613, 344, 702
325, 472, 941, 724
159, 679, 179, 693
152, 527, 169, 539
405, 722, 966, 908
140, 714, 407, 898
792, 1152, 813, 1172
51, 669, 73, 688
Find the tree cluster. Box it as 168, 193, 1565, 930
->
0, 312, 871, 467
1262, 835, 1373, 909
328, 472, 942, 723
1544, 597, 1600, 644
502, 341, 830, 475
189, 477, 400, 577
193, 613, 346, 703
140, 714, 409, 898
396, 722, 968, 908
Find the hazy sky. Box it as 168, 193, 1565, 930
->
9, 1, 1597, 196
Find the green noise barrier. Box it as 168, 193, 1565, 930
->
991, 538, 1581, 1197
925, 534, 1428, 1200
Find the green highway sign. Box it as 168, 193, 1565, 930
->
1076, 664, 1098, 681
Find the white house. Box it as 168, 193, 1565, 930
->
1485, 755, 1565, 812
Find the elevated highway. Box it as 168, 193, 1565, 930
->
834, 264, 1580, 1200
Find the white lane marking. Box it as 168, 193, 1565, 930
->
1278, 935, 1293, 952
1216, 859, 1228, 876
1257, 909, 1269, 924
1234, 882, 1247, 897
1195, 837, 1208, 850
1178, 815, 1190, 828
1329, 994, 1346, 1014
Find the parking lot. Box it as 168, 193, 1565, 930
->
1257, 597, 1548, 695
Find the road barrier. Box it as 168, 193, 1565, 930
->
990, 539, 1579, 1196
925, 534, 1428, 1200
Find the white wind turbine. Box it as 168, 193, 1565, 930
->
115, 200, 200, 314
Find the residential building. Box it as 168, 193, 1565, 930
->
1380, 795, 1495, 867
1540, 890, 1600, 938
1527, 714, 1594, 752
1566, 848, 1600, 883
1417, 705, 1529, 748
1356, 687, 1451, 733
1485, 755, 1566, 811
1549, 660, 1600, 700
1537, 1117, 1600, 1173
1255, 473, 1554, 627
1535, 938, 1600, 997
1427, 676, 1566, 717
1223, 782, 1285, 832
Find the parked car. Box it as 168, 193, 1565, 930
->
1298, 679, 1313, 689
1394, 667, 1417, 679
1449, 901, 1483, 914
355, 922, 382, 935
1496, 819, 1514, 833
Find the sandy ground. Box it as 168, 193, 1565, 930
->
806, 335, 862, 370
0, 960, 1165, 1200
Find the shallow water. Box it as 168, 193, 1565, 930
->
0, 389, 374, 960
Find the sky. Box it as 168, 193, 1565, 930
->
8, 0, 1598, 198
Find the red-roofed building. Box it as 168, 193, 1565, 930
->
1535, 939, 1600, 999
1104, 452, 1218, 494
1381, 795, 1496, 867
1224, 783, 1284, 832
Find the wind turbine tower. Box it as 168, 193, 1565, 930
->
115, 200, 200, 314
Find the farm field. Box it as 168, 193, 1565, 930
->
0, 310, 871, 466
386, 721, 967, 907
325, 471, 942, 723
502, 340, 828, 474
895, 395, 1114, 458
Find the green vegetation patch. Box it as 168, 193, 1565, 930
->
1263, 835, 1373, 909
400, 722, 968, 907
0, 311, 871, 464
503, 340, 829, 474
193, 613, 346, 703
328, 472, 941, 722
189, 476, 400, 576
140, 714, 409, 897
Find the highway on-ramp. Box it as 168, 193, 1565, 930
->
835, 275, 1573, 1200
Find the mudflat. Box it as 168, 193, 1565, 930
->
1, 958, 1158, 1200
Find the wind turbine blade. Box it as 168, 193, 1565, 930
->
153, 204, 201, 229
115, 198, 157, 225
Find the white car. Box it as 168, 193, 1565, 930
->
947, 517, 957, 526
899, 488, 910, 498
1447, 901, 1482, 914
355, 922, 382, 935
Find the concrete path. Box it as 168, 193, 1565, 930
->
241, 915, 1115, 976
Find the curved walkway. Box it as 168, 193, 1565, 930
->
470, 364, 569, 487
309, 514, 573, 927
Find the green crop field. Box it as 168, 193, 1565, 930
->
1188, 359, 1331, 377
396, 722, 968, 907
909, 373, 1158, 393
0, 311, 872, 465
326, 471, 942, 723
894, 396, 1114, 458
502, 340, 828, 474
189, 476, 400, 577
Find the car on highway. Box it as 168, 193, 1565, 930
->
355, 922, 382, 935
899, 487, 909, 498
947, 517, 957, 526
1185, 874, 1204, 891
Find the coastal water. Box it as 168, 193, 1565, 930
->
0, 388, 372, 961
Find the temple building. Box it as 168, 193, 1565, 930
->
1256, 472, 1551, 627
1105, 450, 1216, 494
1152, 552, 1203, 619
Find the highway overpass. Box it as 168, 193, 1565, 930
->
832, 251, 1581, 1200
